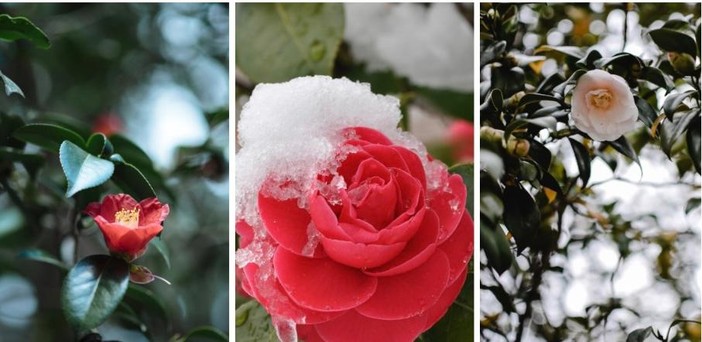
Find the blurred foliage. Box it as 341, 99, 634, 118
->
480, 3, 701, 341
0, 3, 228, 341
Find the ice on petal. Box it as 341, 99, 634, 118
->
272, 317, 298, 342
301, 222, 321, 257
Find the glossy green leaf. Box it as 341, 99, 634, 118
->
109, 134, 154, 170
528, 139, 552, 170
13, 123, 85, 152
481, 223, 512, 274
686, 116, 701, 174
663, 90, 696, 121
606, 135, 641, 165
490, 65, 524, 98
569, 138, 591, 187
0, 14, 50, 48
634, 96, 658, 128
236, 301, 277, 342
18, 248, 67, 270
502, 185, 540, 253
112, 162, 156, 201
0, 113, 25, 148
686, 197, 701, 214
149, 238, 171, 269
236, 3, 344, 83
626, 327, 652, 342
641, 66, 673, 90
534, 45, 586, 59
124, 285, 169, 323
576, 49, 603, 69
660, 109, 699, 156
649, 28, 697, 57
61, 255, 130, 332
59, 141, 114, 198
518, 93, 561, 108
85, 133, 112, 157
449, 164, 474, 216
0, 70, 24, 97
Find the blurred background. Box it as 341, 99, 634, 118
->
0, 3, 229, 340
479, 3, 701, 341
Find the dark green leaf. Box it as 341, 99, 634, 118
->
61, 255, 130, 332
0, 113, 25, 148
481, 223, 513, 274
540, 172, 563, 198
528, 139, 552, 170
112, 162, 156, 201
18, 248, 67, 270
480, 40, 507, 67
124, 285, 169, 323
481, 89, 504, 114
108, 135, 153, 170
59, 141, 114, 198
553, 69, 586, 95
502, 185, 540, 253
569, 138, 591, 187
0, 14, 50, 48
641, 66, 673, 90
182, 326, 229, 342
490, 65, 524, 98
626, 327, 652, 342
535, 72, 565, 94
13, 123, 85, 152
660, 109, 699, 156
149, 238, 171, 269
607, 135, 641, 165
576, 49, 603, 69
236, 301, 277, 342
649, 28, 697, 57
596, 52, 643, 70
421, 262, 473, 341
0, 70, 24, 97
663, 90, 696, 121
416, 87, 473, 121
206, 108, 229, 128
634, 96, 658, 128
686, 197, 701, 214
0, 147, 44, 179
85, 133, 112, 157
236, 3, 344, 83
518, 93, 561, 108
449, 164, 474, 216
686, 116, 701, 174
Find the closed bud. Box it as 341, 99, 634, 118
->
668, 52, 696, 75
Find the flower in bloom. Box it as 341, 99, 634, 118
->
448, 119, 474, 162
570, 69, 638, 141
85, 194, 169, 261
237, 127, 473, 342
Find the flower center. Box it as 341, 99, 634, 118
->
114, 208, 140, 228
587, 89, 613, 110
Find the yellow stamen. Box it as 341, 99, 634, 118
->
587, 89, 613, 110
114, 208, 140, 228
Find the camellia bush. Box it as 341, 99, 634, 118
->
480, 3, 701, 341
0, 4, 228, 341
235, 3, 475, 342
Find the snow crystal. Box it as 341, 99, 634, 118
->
345, 3, 474, 92
236, 76, 403, 229
301, 222, 321, 257
272, 317, 298, 342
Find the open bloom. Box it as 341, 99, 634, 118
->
85, 194, 169, 260
570, 69, 638, 141
237, 127, 473, 342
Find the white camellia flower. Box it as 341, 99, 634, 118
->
570, 69, 639, 141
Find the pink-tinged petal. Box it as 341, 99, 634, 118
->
343, 127, 393, 145
337, 150, 372, 185
235, 220, 255, 249
321, 237, 406, 269
392, 145, 426, 189
356, 250, 450, 320
309, 194, 352, 241
438, 212, 474, 283
428, 174, 467, 244
364, 210, 440, 277
315, 310, 427, 342
259, 194, 324, 257
242, 263, 342, 324
138, 198, 170, 225
376, 207, 426, 245
422, 267, 468, 330
274, 249, 377, 312
297, 325, 325, 342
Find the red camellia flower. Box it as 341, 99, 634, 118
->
237, 127, 474, 342
85, 194, 169, 260
448, 119, 474, 163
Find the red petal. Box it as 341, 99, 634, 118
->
315, 309, 427, 342
235, 220, 255, 249
138, 197, 170, 225
438, 212, 474, 284
391, 146, 426, 189
362, 145, 410, 173
356, 250, 450, 320
364, 210, 440, 277
309, 193, 352, 241
337, 150, 372, 186
428, 174, 467, 244
321, 237, 406, 269
110, 223, 163, 254
376, 207, 425, 245
96, 194, 139, 219
344, 127, 393, 145
422, 267, 468, 330
259, 194, 324, 257
297, 324, 325, 342
274, 249, 377, 312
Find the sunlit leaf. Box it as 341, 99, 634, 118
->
0, 70, 24, 97
59, 141, 114, 198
